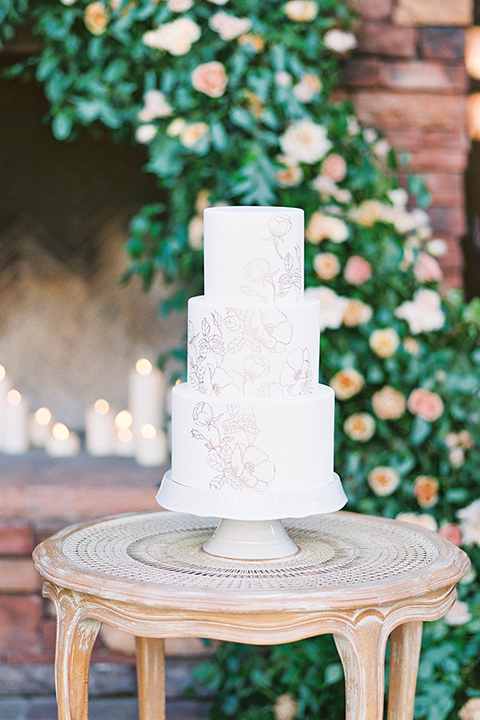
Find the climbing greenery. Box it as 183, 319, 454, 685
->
3, 1, 480, 718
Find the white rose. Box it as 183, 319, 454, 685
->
142, 17, 201, 55
209, 11, 252, 41
279, 119, 331, 164
305, 286, 348, 330
395, 288, 445, 334
135, 124, 157, 143
458, 499, 480, 547
323, 28, 357, 53
444, 600, 472, 626
138, 90, 173, 121
167, 0, 193, 10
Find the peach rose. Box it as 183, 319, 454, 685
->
321, 153, 347, 182
344, 255, 372, 285
369, 328, 400, 358
458, 430, 474, 449
343, 299, 373, 327
403, 337, 420, 355
413, 251, 443, 283
188, 216, 204, 249
438, 523, 462, 546
407, 388, 444, 422
368, 466, 400, 496
413, 475, 439, 508
293, 73, 322, 102
351, 200, 383, 227
238, 33, 265, 53
313, 252, 340, 281
195, 189, 211, 214
191, 61, 228, 98
372, 386, 406, 420
280, 120, 332, 165
84, 2, 109, 34
275, 160, 303, 188
344, 413, 376, 442
330, 368, 364, 400
180, 122, 209, 147
284, 0, 318, 22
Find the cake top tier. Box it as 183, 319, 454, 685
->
203, 207, 304, 305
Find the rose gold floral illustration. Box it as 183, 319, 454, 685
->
188, 306, 313, 398
191, 401, 276, 492
239, 213, 302, 303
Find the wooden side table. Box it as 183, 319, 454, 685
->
33, 511, 469, 720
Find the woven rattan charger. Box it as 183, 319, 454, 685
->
33, 510, 469, 720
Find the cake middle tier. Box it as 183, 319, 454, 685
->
187, 296, 320, 399
171, 381, 335, 496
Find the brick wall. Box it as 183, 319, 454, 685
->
345, 0, 473, 288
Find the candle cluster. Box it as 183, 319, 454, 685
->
0, 359, 168, 467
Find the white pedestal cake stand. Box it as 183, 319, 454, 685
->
157, 469, 347, 560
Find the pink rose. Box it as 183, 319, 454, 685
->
413, 475, 439, 508
438, 523, 462, 546
191, 61, 228, 98
414, 251, 443, 283
407, 388, 444, 422
344, 255, 372, 285
321, 153, 347, 182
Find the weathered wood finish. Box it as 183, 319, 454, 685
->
33, 511, 470, 720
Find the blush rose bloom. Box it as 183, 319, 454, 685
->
323, 28, 357, 53
344, 255, 372, 285
330, 368, 364, 399
274, 694, 298, 720
457, 498, 480, 547
369, 328, 400, 358
191, 61, 228, 98
368, 466, 400, 497
343, 299, 373, 327
344, 413, 376, 442
305, 287, 348, 330
321, 153, 347, 182
313, 252, 340, 280
397, 512, 438, 531
444, 600, 472, 626
407, 388, 444, 422
84, 2, 109, 34
413, 475, 439, 508
372, 386, 406, 420
438, 523, 462, 546
413, 251, 443, 283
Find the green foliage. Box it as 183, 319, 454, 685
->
4, 1, 480, 718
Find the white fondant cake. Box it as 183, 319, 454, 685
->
157, 206, 347, 521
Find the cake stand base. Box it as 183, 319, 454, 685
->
203, 518, 298, 560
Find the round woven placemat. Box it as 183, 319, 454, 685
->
61, 512, 439, 593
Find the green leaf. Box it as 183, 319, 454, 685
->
410, 417, 431, 445
51, 112, 73, 140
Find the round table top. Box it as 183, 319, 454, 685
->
33, 511, 469, 613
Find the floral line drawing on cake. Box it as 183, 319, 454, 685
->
191, 401, 276, 492
188, 307, 313, 398
239, 214, 302, 303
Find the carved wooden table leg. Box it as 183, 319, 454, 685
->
334, 612, 387, 720
135, 637, 166, 720
387, 621, 423, 720
53, 590, 101, 720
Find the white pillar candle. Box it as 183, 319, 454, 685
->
30, 407, 53, 448
2, 389, 29, 454
85, 399, 116, 456
135, 424, 168, 467
129, 359, 164, 441
46, 422, 80, 457
0, 365, 12, 446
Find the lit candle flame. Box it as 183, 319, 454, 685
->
136, 358, 153, 376
141, 423, 157, 440
35, 407, 52, 426
52, 422, 70, 441
115, 410, 133, 430
7, 389, 21, 406
94, 399, 110, 415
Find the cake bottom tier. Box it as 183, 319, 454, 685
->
159, 382, 347, 520
157, 469, 347, 520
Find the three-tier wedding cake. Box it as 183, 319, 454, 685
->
157, 206, 347, 543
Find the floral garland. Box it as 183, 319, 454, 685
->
3, 1, 480, 717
